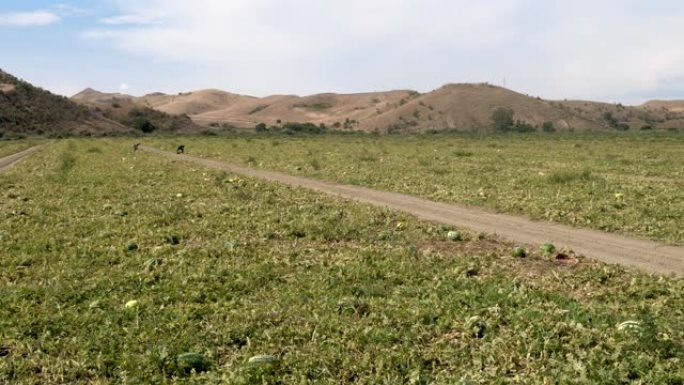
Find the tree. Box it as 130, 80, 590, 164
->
512, 120, 535, 133
133, 118, 155, 133
491, 107, 514, 132
603, 111, 618, 128
255, 122, 267, 132
541, 121, 556, 132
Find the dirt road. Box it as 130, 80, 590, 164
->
0, 145, 44, 171
142, 146, 684, 276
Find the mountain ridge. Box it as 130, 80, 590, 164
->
70, 83, 684, 133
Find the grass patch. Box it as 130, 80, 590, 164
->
546, 169, 595, 184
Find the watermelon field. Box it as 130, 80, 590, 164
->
0, 137, 683, 384
0, 139, 43, 158
145, 132, 684, 245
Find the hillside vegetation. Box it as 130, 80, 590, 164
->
0, 70, 127, 137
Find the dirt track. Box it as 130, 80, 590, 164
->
142, 146, 684, 276
0, 145, 43, 171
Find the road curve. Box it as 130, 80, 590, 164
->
142, 146, 684, 276
0, 145, 44, 172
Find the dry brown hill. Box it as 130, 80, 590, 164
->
556, 99, 684, 130
361, 84, 601, 132
71, 88, 133, 104
71, 88, 201, 133
194, 90, 414, 129
137, 89, 256, 116
70, 83, 684, 133
641, 100, 684, 113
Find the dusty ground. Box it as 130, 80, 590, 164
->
142, 145, 684, 276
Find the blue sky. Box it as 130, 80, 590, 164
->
1, 0, 683, 104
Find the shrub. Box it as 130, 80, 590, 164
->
310, 103, 332, 110
542, 121, 556, 132
280, 122, 325, 134
603, 111, 618, 128
491, 107, 515, 132
116, 107, 193, 132
133, 118, 155, 133
512, 120, 535, 133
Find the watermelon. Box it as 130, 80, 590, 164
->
248, 354, 278, 366
539, 243, 556, 255
511, 247, 527, 258
176, 352, 210, 374
446, 230, 462, 241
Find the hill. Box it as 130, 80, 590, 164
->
87, 83, 684, 133
137, 89, 256, 116
360, 84, 600, 132
641, 100, 684, 113
0, 70, 128, 137
71, 88, 201, 133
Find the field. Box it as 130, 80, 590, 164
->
0, 139, 43, 158
146, 132, 684, 244
0, 139, 682, 384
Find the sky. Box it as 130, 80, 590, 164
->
1, 0, 683, 104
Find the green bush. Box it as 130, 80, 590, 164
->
491, 107, 515, 132
512, 120, 535, 133
133, 118, 156, 133
542, 121, 556, 132
255, 123, 268, 132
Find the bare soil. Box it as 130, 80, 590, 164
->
141, 146, 684, 276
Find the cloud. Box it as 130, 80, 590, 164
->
99, 14, 159, 25
84, 0, 684, 102
506, 1, 684, 101
0, 11, 60, 27
85, 0, 522, 94
50, 4, 92, 17
119, 83, 129, 91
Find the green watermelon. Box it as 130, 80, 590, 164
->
175, 352, 210, 374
